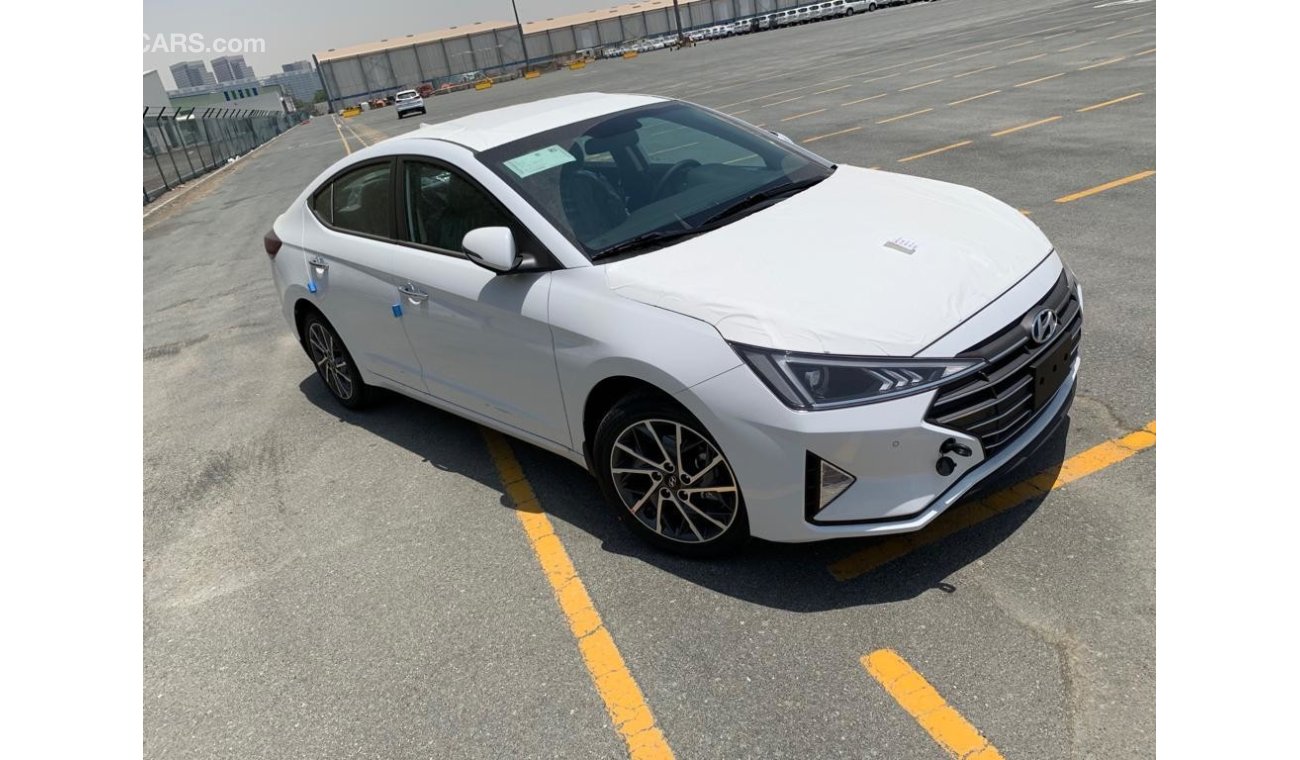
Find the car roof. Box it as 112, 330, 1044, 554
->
410, 92, 666, 151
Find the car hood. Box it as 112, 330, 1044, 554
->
602, 166, 1052, 356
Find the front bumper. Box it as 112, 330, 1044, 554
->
675, 256, 1080, 544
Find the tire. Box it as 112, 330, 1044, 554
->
593, 393, 749, 557
846, 8, 855, 15
869, 2, 877, 11
302, 311, 373, 410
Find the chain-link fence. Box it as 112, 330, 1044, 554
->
144, 107, 310, 205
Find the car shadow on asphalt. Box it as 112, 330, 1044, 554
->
300, 375, 1070, 612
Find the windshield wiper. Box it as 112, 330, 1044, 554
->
698, 175, 828, 226
589, 175, 830, 261
590, 227, 706, 260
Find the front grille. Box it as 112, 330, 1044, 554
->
925, 270, 1081, 456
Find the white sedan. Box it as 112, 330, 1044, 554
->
265, 93, 1081, 556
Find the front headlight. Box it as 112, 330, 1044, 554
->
732, 343, 984, 410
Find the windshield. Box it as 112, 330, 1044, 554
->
479, 101, 834, 260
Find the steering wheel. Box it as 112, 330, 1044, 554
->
651, 159, 701, 200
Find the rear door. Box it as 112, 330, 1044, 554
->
301, 158, 425, 392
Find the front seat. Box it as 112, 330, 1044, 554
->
560, 160, 628, 245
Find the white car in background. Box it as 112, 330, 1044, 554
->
393, 89, 425, 119
266, 93, 1081, 556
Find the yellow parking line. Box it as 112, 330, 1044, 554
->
1135, 47, 1156, 56
991, 115, 1061, 137
842, 93, 888, 107
342, 119, 370, 148
911, 61, 947, 72
863, 650, 1006, 760
1058, 40, 1095, 52
761, 95, 805, 108
728, 109, 751, 116
647, 142, 699, 157
1056, 170, 1155, 203
482, 430, 674, 760
1108, 27, 1147, 40
1079, 56, 1127, 70
863, 72, 900, 84
1077, 92, 1144, 112
333, 119, 351, 156
782, 108, 827, 122
898, 140, 973, 163
1091, 20, 1117, 29
813, 84, 853, 95
951, 50, 993, 62
1030, 22, 1072, 35
953, 65, 998, 79
949, 90, 1001, 106
1000, 39, 1034, 50
1041, 30, 1072, 40
877, 107, 934, 124
827, 421, 1156, 581
1009, 53, 1047, 64
1015, 72, 1065, 87
802, 125, 863, 144
900, 79, 944, 92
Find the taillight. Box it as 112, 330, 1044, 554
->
264, 229, 282, 257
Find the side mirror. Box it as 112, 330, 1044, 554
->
462, 227, 521, 272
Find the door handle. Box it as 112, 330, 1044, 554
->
398, 283, 428, 303
308, 256, 329, 272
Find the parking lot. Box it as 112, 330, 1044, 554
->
144, 0, 1155, 757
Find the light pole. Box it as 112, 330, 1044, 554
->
510, 0, 531, 72
673, 0, 685, 45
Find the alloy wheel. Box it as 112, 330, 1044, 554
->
609, 419, 739, 544
307, 322, 355, 401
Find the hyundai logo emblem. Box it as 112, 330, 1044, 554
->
1029, 308, 1059, 344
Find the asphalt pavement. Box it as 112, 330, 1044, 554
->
144, 0, 1156, 757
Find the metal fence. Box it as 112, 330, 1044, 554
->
144, 107, 310, 205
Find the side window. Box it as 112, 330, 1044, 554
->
404, 162, 514, 253
330, 162, 393, 238
311, 184, 332, 224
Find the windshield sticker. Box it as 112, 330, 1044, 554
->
503, 145, 577, 178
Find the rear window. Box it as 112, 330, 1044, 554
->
396, 91, 418, 100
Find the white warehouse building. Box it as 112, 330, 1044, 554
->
316, 0, 821, 110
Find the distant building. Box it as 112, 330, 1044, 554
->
169, 60, 215, 89
260, 67, 320, 107
282, 60, 313, 73
144, 70, 171, 108
212, 55, 256, 83
169, 82, 290, 113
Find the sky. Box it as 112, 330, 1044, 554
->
143, 0, 643, 88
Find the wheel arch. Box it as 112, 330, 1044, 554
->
292, 298, 325, 351
581, 375, 682, 468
